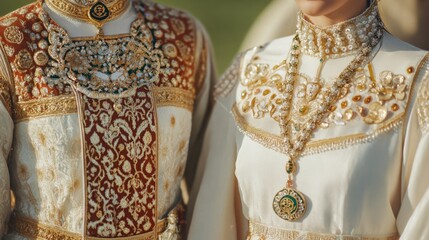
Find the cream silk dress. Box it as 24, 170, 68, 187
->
189, 3, 429, 240
0, 0, 214, 239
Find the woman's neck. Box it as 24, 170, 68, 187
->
304, 0, 368, 27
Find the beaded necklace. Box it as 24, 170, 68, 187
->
272, 1, 384, 221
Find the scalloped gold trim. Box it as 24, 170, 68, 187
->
248, 221, 399, 240
232, 104, 404, 156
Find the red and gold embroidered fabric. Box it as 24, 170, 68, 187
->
79, 86, 158, 238
0, 0, 200, 239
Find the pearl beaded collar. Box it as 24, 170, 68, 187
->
297, 1, 381, 59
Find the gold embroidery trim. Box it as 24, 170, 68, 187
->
10, 215, 81, 240
232, 104, 404, 156
11, 211, 177, 240
248, 221, 399, 240
12, 87, 194, 122
153, 87, 195, 111
14, 95, 77, 122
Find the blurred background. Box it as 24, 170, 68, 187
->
0, 0, 270, 74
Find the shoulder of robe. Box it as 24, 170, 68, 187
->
375, 31, 428, 68
213, 35, 295, 113
0, 2, 39, 33
213, 35, 296, 113
137, 0, 199, 30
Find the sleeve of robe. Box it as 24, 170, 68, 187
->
183, 18, 217, 204
0, 42, 14, 237
188, 51, 256, 240
397, 59, 429, 239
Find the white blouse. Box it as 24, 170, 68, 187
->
189, 7, 429, 240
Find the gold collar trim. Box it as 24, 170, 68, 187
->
44, 0, 130, 28
297, 1, 382, 59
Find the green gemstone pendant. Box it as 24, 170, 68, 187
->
273, 188, 306, 221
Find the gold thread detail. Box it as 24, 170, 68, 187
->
14, 49, 34, 71
4, 26, 24, 44
247, 221, 399, 240
153, 87, 195, 111
232, 104, 404, 156
14, 95, 77, 122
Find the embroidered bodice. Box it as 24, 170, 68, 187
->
0, 0, 212, 239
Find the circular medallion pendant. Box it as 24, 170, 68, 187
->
273, 188, 306, 221
89, 2, 111, 22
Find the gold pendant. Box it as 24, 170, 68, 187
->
273, 188, 306, 221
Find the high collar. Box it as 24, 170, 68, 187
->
66, 0, 119, 7
296, 1, 382, 59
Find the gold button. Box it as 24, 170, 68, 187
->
352, 95, 362, 102
407, 67, 414, 74
391, 104, 400, 111
113, 103, 123, 113
364, 96, 372, 104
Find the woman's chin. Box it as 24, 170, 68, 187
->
295, 0, 346, 17
298, 6, 331, 17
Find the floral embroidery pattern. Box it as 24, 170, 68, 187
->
239, 61, 410, 130
81, 86, 158, 238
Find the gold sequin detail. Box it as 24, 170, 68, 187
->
407, 67, 414, 74
352, 95, 362, 102
363, 102, 388, 124
4, 26, 24, 44
391, 104, 399, 112
34, 50, 49, 66
14, 49, 34, 71
364, 96, 372, 104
